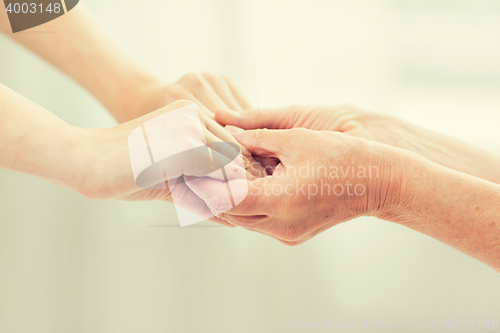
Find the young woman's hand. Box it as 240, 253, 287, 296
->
0, 80, 255, 226
111, 73, 251, 123
110, 73, 267, 176
76, 100, 256, 226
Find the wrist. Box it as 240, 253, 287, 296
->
322, 134, 406, 220
73, 123, 143, 201
365, 143, 419, 223
372, 145, 440, 227
65, 126, 98, 197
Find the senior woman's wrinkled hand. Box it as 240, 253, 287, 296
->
187, 127, 410, 245
216, 104, 500, 184
211, 106, 500, 272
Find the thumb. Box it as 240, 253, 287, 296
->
215, 107, 291, 130
232, 129, 290, 159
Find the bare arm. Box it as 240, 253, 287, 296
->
381, 152, 500, 272
0, 4, 159, 122
0, 83, 85, 191
0, 83, 246, 226
209, 128, 500, 272
0, 3, 253, 124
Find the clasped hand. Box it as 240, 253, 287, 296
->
148, 104, 411, 245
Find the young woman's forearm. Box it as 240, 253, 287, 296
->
383, 153, 500, 272
0, 84, 87, 191
1, 4, 159, 120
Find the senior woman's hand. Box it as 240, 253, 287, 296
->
188, 127, 500, 272
216, 105, 500, 184
187, 127, 405, 245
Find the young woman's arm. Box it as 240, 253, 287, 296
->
0, 4, 252, 123
0, 83, 85, 191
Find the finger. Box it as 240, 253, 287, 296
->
161, 88, 215, 119
203, 128, 240, 160
168, 180, 216, 221
201, 111, 241, 146
181, 74, 229, 112
232, 129, 290, 159
187, 177, 272, 216
206, 138, 257, 182
222, 76, 252, 110
190, 95, 215, 119
200, 113, 267, 177
210, 149, 250, 182
222, 126, 267, 175
202, 73, 243, 111
215, 107, 294, 129
201, 114, 253, 167
163, 144, 247, 184
167, 179, 235, 227
225, 125, 245, 134
184, 175, 244, 216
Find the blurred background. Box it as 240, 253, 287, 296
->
1, 0, 500, 332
